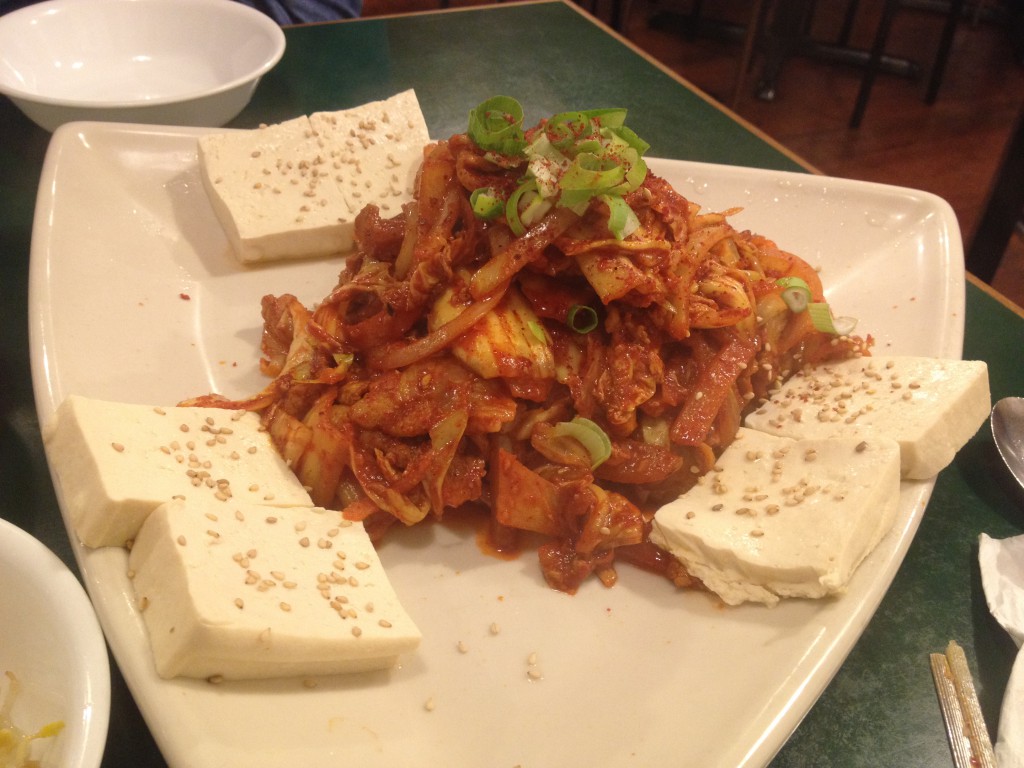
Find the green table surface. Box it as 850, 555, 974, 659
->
1, 2, 1021, 766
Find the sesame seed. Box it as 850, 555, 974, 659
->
177, 535, 187, 546
490, 622, 501, 635
351, 626, 362, 638
234, 598, 244, 609
111, 442, 125, 452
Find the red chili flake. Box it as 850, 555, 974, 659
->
180, 293, 191, 301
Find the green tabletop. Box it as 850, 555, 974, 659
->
1, 2, 1021, 766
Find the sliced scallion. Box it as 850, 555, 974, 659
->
470, 188, 503, 220
566, 304, 599, 333
603, 194, 640, 240
467, 96, 527, 156
550, 416, 612, 468
505, 179, 540, 236
776, 276, 813, 313
807, 302, 858, 336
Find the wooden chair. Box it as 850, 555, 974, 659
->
850, 0, 967, 127
966, 102, 1024, 283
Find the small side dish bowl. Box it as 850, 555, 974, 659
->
0, 0, 286, 131
0, 517, 110, 768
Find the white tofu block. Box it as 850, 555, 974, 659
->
198, 89, 429, 263
45, 395, 312, 548
743, 356, 990, 479
128, 500, 421, 680
650, 428, 901, 606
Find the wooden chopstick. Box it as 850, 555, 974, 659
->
930, 640, 997, 768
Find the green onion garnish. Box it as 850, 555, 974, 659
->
776, 276, 813, 313
467, 96, 527, 156
603, 194, 640, 240
550, 416, 612, 468
807, 302, 858, 336
470, 188, 503, 220
466, 97, 650, 234
504, 178, 552, 236
566, 304, 599, 333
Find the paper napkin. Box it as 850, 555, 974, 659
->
979, 533, 1024, 768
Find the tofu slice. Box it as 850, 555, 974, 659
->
650, 428, 901, 606
198, 89, 429, 263
743, 356, 990, 480
45, 396, 312, 548
128, 499, 421, 680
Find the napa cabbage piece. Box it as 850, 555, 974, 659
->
430, 279, 555, 381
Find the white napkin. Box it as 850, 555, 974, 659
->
979, 533, 1024, 768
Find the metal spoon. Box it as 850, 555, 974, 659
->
991, 397, 1024, 492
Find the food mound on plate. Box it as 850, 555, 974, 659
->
185, 97, 870, 594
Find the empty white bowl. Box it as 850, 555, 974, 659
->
0, 517, 110, 768
0, 0, 286, 131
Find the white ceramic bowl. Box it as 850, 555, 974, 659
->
0, 517, 110, 768
0, 0, 286, 131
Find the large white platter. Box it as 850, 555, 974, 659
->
28, 122, 964, 768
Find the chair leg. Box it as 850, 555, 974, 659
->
967, 104, 1024, 283
731, 0, 768, 109
838, 0, 859, 46
849, 0, 900, 128
925, 0, 966, 104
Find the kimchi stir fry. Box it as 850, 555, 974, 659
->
186, 97, 870, 594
